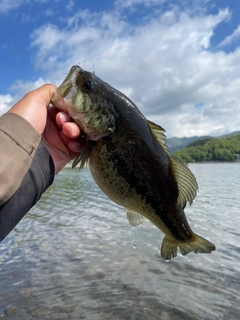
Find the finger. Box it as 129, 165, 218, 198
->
47, 106, 58, 121
59, 127, 84, 151
62, 122, 81, 139
59, 129, 82, 147
8, 84, 57, 134
55, 112, 73, 126
68, 140, 84, 153
59, 130, 72, 146
9, 84, 57, 115
59, 131, 84, 155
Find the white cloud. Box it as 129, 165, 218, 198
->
29, 6, 240, 138
218, 25, 240, 48
0, 78, 48, 116
66, 0, 75, 11
31, 24, 64, 53
10, 77, 47, 100
0, 0, 24, 13
0, 94, 14, 115
44, 8, 54, 16
0, 0, 60, 14
3, 3, 240, 138
115, 0, 165, 10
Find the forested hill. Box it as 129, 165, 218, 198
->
172, 134, 240, 162
167, 131, 240, 154
167, 136, 211, 153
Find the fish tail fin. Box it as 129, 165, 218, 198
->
161, 234, 216, 260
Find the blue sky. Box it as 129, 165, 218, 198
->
0, 0, 240, 138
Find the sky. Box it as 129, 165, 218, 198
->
0, 0, 240, 138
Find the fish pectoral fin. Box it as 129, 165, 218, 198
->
147, 120, 169, 154
161, 234, 216, 260
171, 157, 198, 207
72, 141, 94, 169
125, 210, 150, 227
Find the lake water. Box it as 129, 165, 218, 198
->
0, 163, 240, 320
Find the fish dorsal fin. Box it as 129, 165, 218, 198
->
171, 157, 198, 207
125, 209, 150, 227
147, 120, 169, 154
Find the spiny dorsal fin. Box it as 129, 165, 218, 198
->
147, 120, 169, 154
171, 157, 198, 207
125, 209, 150, 227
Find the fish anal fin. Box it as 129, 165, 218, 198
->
125, 210, 150, 227
161, 234, 216, 260
161, 237, 178, 260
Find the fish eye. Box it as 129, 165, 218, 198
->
82, 81, 93, 92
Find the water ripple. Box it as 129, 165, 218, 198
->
1, 164, 240, 319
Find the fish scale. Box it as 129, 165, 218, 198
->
52, 65, 216, 260
91, 133, 187, 240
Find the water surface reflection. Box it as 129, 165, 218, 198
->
1, 164, 240, 319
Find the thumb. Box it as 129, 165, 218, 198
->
8, 84, 57, 134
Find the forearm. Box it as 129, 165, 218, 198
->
0, 113, 54, 242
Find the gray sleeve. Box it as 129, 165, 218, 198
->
0, 113, 55, 242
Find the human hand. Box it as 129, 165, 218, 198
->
7, 84, 84, 173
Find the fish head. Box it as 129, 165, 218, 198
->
52, 65, 117, 141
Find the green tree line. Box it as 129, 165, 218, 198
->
172, 134, 240, 162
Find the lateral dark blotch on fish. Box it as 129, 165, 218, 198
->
52, 65, 216, 260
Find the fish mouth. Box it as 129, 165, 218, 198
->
57, 66, 81, 100
52, 65, 116, 142
52, 65, 81, 111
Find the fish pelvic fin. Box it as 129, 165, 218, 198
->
161, 234, 216, 261
125, 210, 150, 227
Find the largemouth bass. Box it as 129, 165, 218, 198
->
52, 65, 216, 260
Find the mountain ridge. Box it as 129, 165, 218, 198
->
171, 133, 240, 162
167, 131, 240, 154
